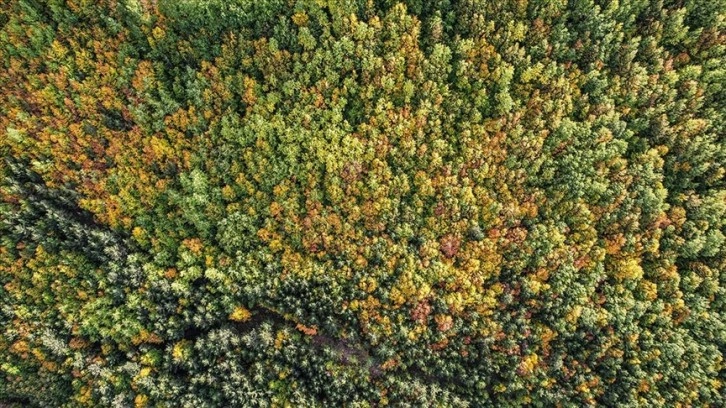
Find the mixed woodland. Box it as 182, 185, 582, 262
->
1, 0, 725, 406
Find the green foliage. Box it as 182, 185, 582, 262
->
1, 0, 724, 406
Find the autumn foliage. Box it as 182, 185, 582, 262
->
1, 0, 725, 406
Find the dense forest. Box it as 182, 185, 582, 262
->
1, 0, 724, 406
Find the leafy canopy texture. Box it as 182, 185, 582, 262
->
1, 0, 725, 406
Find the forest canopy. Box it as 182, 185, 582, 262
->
1, 0, 724, 406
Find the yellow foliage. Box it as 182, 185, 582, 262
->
358, 276, 378, 293
518, 354, 539, 376
566, 305, 583, 324
135, 394, 149, 408
151, 26, 165, 40
172, 341, 190, 361
614, 258, 644, 281
229, 306, 252, 322
639, 279, 658, 301
74, 386, 93, 405
292, 12, 309, 27
221, 185, 235, 201
275, 331, 286, 350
